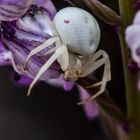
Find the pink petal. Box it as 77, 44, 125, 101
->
34, 0, 56, 19
125, 25, 140, 48
63, 81, 74, 91
133, 11, 140, 25
78, 86, 99, 120
47, 74, 74, 91
0, 0, 34, 21
12, 73, 33, 86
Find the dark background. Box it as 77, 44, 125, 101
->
0, 0, 125, 140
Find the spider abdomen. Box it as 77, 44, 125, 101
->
54, 7, 100, 56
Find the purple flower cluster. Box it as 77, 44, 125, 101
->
125, 11, 140, 68
125, 11, 140, 90
0, 0, 60, 84
0, 0, 99, 119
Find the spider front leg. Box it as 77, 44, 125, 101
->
27, 45, 69, 96
78, 50, 111, 105
23, 37, 60, 69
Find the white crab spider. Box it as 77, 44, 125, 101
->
23, 7, 111, 104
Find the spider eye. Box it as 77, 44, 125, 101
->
64, 20, 70, 24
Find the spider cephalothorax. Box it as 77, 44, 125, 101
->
21, 7, 111, 104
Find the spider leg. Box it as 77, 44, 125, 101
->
10, 52, 33, 78
86, 50, 111, 87
42, 46, 59, 56
78, 50, 111, 105
10, 52, 21, 74
27, 45, 68, 96
80, 50, 111, 82
23, 37, 60, 69
57, 44, 69, 71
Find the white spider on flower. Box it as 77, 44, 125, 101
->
22, 7, 111, 104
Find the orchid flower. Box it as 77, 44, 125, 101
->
0, 0, 99, 120
125, 11, 140, 91
125, 11, 140, 68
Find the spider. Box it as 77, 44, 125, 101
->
23, 7, 111, 104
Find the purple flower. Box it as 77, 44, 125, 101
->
1, 3, 61, 81
11, 72, 33, 86
0, 0, 56, 21
34, 0, 56, 19
125, 11, 140, 68
125, 11, 140, 91
78, 86, 99, 119
0, 40, 12, 66
0, 0, 34, 21
47, 74, 75, 91
0, 1, 99, 120
0, 0, 62, 86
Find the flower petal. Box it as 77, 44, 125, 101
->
78, 86, 99, 120
0, 0, 34, 21
63, 81, 74, 91
133, 11, 140, 24
0, 4, 60, 92
125, 11, 140, 67
47, 74, 74, 91
34, 0, 56, 19
12, 72, 33, 86
0, 40, 11, 66
1, 6, 61, 80
125, 25, 140, 49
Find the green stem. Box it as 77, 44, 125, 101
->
118, 0, 140, 140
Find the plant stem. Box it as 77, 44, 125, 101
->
118, 0, 140, 139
